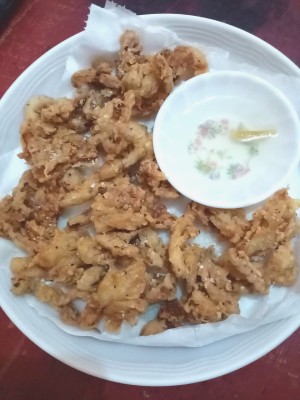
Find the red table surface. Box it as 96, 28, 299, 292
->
0, 0, 300, 398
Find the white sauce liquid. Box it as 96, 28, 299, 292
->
188, 118, 260, 181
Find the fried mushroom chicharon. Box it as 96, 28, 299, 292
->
0, 30, 299, 337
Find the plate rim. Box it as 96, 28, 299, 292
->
1, 301, 300, 386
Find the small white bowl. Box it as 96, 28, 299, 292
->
153, 71, 300, 208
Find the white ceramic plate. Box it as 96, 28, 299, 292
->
0, 14, 299, 386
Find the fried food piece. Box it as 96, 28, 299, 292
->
11, 255, 84, 290
91, 90, 135, 135
0, 171, 61, 253
10, 257, 45, 279
83, 95, 139, 177
165, 242, 239, 325
238, 189, 299, 256
120, 33, 207, 118
183, 244, 215, 293
24, 95, 88, 135
118, 30, 142, 77
161, 239, 239, 326
158, 299, 188, 328
24, 95, 54, 121
11, 276, 37, 295
120, 54, 174, 117
161, 45, 208, 80
191, 202, 249, 243
96, 121, 148, 179
60, 299, 103, 330
34, 283, 71, 307
10, 230, 87, 290
77, 236, 115, 268
95, 233, 140, 258
20, 124, 97, 182
20, 95, 97, 183
91, 182, 149, 232
97, 259, 147, 330
33, 230, 82, 269
68, 210, 91, 227
23, 96, 76, 136
77, 299, 103, 329
97, 261, 146, 310
184, 289, 228, 324
183, 257, 239, 323
138, 159, 179, 199
264, 243, 297, 286
137, 228, 166, 269
169, 210, 199, 279
40, 98, 76, 124
136, 228, 176, 302
118, 30, 175, 117
144, 268, 176, 303
60, 172, 132, 209
91, 196, 147, 232
143, 192, 177, 229
10, 257, 46, 296
60, 173, 107, 208
140, 319, 168, 336
61, 167, 85, 191
76, 266, 104, 292
49, 264, 85, 287
82, 88, 116, 121
72, 60, 121, 91
219, 248, 268, 294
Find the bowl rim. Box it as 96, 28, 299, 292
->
153, 70, 300, 208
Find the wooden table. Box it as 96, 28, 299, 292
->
0, 1, 299, 398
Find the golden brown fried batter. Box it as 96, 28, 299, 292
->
72, 60, 121, 92
137, 228, 177, 302
238, 189, 299, 256
219, 248, 268, 294
191, 202, 249, 243
21, 125, 97, 182
34, 283, 71, 307
264, 243, 297, 286
169, 210, 199, 279
186, 255, 239, 322
20, 96, 97, 182
77, 236, 115, 268
162, 242, 239, 326
97, 259, 147, 330
33, 230, 83, 269
138, 159, 179, 199
0, 171, 61, 253
118, 30, 142, 77
120, 53, 174, 117
91, 182, 149, 232
158, 299, 188, 328
140, 319, 168, 336
161, 45, 208, 80
137, 228, 166, 268
95, 121, 148, 179
118, 31, 207, 117
95, 233, 140, 258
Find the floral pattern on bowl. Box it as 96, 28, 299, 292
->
188, 119, 259, 180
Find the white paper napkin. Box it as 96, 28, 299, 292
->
0, 2, 300, 347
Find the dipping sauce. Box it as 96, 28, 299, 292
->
153, 71, 300, 208
188, 119, 260, 181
